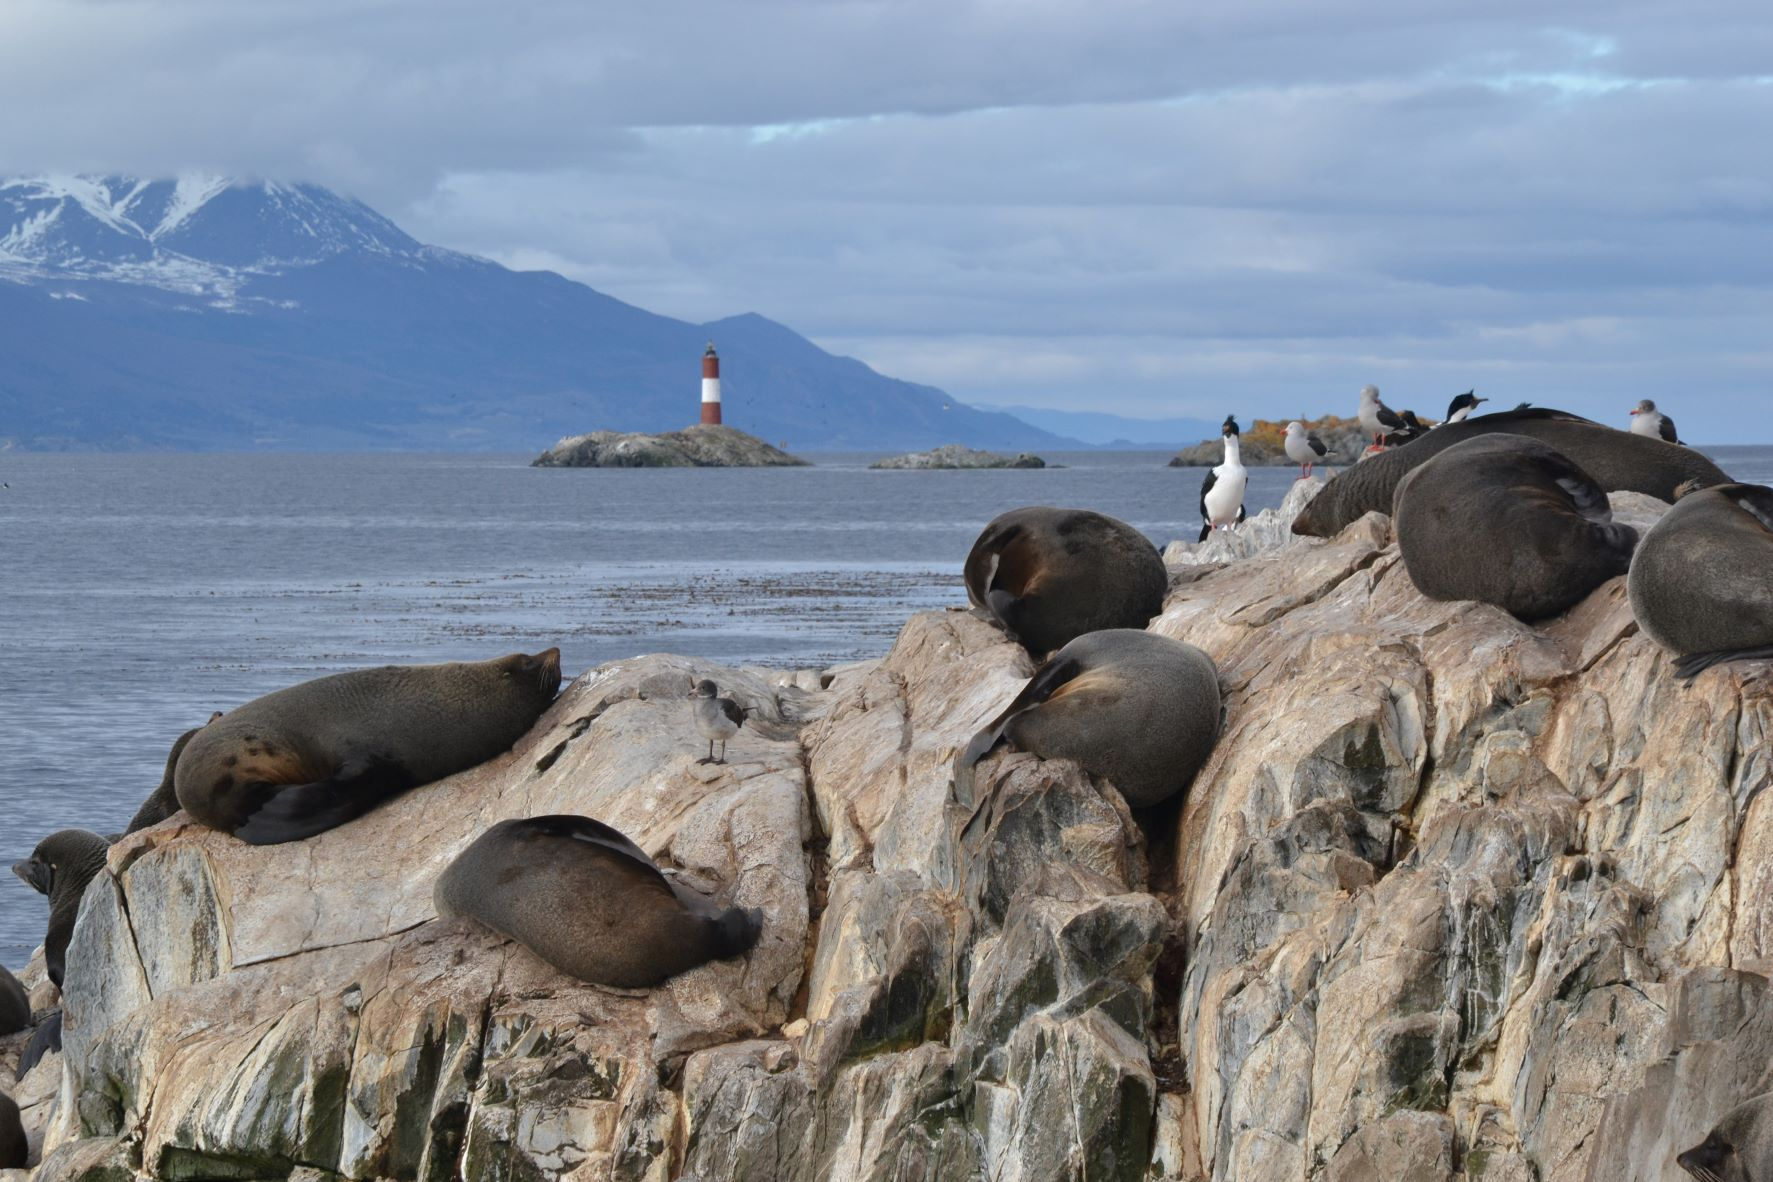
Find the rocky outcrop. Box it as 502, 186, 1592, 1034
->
531, 424, 808, 468
869, 445, 1046, 470
1169, 416, 1370, 467
10, 484, 1772, 1182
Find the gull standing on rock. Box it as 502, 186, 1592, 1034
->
1358, 384, 1408, 446
1283, 420, 1329, 479
1198, 416, 1248, 541
1444, 390, 1487, 424
689, 679, 745, 764
1630, 399, 1682, 444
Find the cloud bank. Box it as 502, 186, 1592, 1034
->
3, 0, 1768, 437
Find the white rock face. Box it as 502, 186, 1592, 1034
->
10, 487, 1773, 1182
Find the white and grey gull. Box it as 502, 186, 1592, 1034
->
1357, 384, 1408, 446
1630, 399, 1681, 444
1283, 420, 1329, 479
688, 678, 745, 764
1198, 416, 1248, 541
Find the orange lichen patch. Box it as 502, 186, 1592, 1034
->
1243, 414, 1367, 449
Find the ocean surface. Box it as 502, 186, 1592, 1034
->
3, 445, 1770, 965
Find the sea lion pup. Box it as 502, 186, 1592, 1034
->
434, 815, 762, 988
126, 711, 224, 834
956, 629, 1221, 808
1629, 482, 1773, 680
176, 649, 562, 845
12, 829, 109, 988
1, 1090, 25, 1170
1292, 407, 1728, 539
964, 507, 1167, 655
0, 965, 27, 1036
1392, 435, 1639, 621
1678, 1091, 1773, 1181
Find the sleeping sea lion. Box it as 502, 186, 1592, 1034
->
126, 711, 224, 834
434, 814, 761, 988
176, 649, 562, 844
956, 628, 1222, 808
1, 1090, 25, 1170
12, 829, 109, 988
964, 507, 1167, 655
1292, 407, 1728, 538
1678, 1091, 1773, 1181
1629, 482, 1773, 680
0, 965, 26, 1036
1392, 435, 1639, 621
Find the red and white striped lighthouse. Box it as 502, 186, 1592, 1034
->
700, 341, 722, 425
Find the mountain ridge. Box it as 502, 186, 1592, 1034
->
0, 174, 1073, 452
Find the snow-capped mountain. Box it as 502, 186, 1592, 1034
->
0, 174, 1064, 451
0, 176, 432, 305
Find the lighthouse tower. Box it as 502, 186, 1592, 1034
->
700, 342, 722, 425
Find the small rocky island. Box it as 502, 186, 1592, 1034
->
532, 424, 808, 468
1169, 414, 1371, 466
870, 443, 1046, 470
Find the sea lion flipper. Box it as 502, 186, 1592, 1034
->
956, 654, 1085, 776
18, 1010, 63, 1076
529, 815, 674, 891
1674, 645, 1773, 682
230, 756, 417, 845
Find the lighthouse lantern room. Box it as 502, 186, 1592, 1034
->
701, 342, 722, 425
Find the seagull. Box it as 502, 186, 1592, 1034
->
1198, 416, 1248, 541
1630, 399, 1681, 444
1358, 385, 1408, 446
1283, 420, 1329, 479
1444, 390, 1487, 424
688, 678, 745, 764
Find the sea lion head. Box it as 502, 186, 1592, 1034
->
494, 648, 563, 700
12, 829, 110, 898
1678, 1129, 1744, 1180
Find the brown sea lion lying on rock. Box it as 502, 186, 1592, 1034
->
964, 507, 1167, 656
1630, 482, 1773, 681
176, 650, 562, 844
956, 628, 1222, 808
1292, 407, 1727, 538
1393, 435, 1639, 621
435, 814, 761, 988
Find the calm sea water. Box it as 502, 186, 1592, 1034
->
3, 445, 1768, 965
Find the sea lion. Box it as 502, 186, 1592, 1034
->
1678, 1091, 1773, 1181
1392, 435, 1639, 621
1292, 407, 1728, 538
956, 628, 1222, 808
0, 1090, 24, 1170
176, 649, 562, 845
126, 711, 224, 834
434, 814, 761, 988
1629, 483, 1773, 680
964, 507, 1167, 655
12, 829, 109, 988
17, 1010, 62, 1077
0, 965, 26, 1036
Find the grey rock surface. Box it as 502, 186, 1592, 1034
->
11, 484, 1773, 1182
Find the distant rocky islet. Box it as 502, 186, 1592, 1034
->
531, 423, 808, 468
869, 444, 1048, 470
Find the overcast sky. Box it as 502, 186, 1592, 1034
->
3, 0, 1769, 439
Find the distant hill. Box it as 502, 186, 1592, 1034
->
0, 175, 1071, 452
986, 404, 1220, 449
